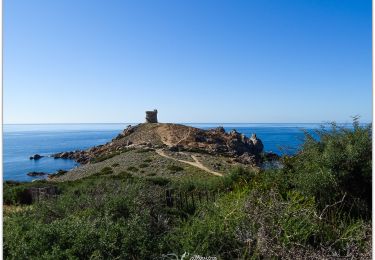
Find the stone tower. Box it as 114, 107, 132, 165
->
145, 109, 158, 123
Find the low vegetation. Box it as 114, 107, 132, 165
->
90, 148, 133, 163
167, 164, 184, 173
3, 120, 371, 259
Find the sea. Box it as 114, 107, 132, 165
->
3, 123, 336, 182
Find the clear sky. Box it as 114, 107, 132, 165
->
4, 0, 372, 124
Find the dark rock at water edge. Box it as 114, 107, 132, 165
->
29, 154, 43, 160
263, 152, 280, 161
48, 169, 68, 179
27, 171, 47, 177
52, 150, 89, 164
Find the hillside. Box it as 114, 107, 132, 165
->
4, 120, 372, 259
50, 123, 264, 181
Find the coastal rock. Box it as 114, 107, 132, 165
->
250, 134, 264, 154
48, 169, 68, 179
29, 154, 43, 160
235, 152, 257, 165
52, 151, 75, 159
216, 126, 225, 134
27, 171, 47, 177
263, 152, 280, 161
114, 125, 137, 140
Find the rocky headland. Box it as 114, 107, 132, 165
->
52, 123, 264, 166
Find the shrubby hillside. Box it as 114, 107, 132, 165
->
3, 120, 371, 259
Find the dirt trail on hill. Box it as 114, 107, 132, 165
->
156, 124, 193, 147
155, 149, 223, 177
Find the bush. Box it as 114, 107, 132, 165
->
100, 167, 113, 175
167, 165, 183, 173
283, 119, 372, 217
4, 177, 168, 259
135, 148, 154, 153
146, 177, 170, 186
165, 188, 248, 258
90, 148, 133, 163
127, 166, 139, 172
139, 163, 149, 168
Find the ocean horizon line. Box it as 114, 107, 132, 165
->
3, 121, 369, 125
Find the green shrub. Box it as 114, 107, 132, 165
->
91, 153, 120, 163
100, 167, 113, 175
90, 148, 133, 163
135, 148, 154, 153
139, 163, 149, 168
166, 188, 248, 258
113, 171, 133, 180
127, 166, 139, 172
283, 119, 372, 217
146, 177, 170, 186
112, 163, 120, 167
167, 165, 184, 173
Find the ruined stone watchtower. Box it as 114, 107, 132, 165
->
145, 109, 158, 123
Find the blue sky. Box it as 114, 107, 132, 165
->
4, 0, 372, 123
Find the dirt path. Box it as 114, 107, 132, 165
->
156, 149, 223, 177
156, 124, 193, 147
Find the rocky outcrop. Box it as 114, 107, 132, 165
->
47, 169, 68, 179
51, 123, 265, 166
29, 154, 43, 160
27, 171, 47, 177
113, 125, 137, 140
250, 134, 264, 154
52, 151, 89, 164
263, 152, 280, 161
190, 127, 264, 160
234, 152, 257, 165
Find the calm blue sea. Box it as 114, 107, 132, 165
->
3, 123, 328, 182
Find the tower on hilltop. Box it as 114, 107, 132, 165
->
145, 109, 158, 123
